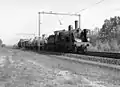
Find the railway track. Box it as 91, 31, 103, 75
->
15, 47, 120, 66
36, 50, 120, 65
84, 51, 120, 59
38, 50, 120, 59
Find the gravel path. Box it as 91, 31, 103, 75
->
0, 55, 104, 87
0, 47, 119, 87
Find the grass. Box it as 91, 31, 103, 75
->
88, 34, 120, 53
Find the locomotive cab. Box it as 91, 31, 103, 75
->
54, 29, 75, 52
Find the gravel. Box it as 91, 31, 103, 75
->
0, 55, 100, 87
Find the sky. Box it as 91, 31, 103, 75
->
0, 0, 120, 45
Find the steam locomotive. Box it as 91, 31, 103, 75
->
17, 20, 90, 53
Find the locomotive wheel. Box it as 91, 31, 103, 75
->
74, 46, 78, 53
83, 47, 87, 53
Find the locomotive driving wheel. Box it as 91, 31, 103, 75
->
83, 47, 87, 53
74, 46, 78, 53
82, 46, 87, 53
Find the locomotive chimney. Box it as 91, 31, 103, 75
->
68, 25, 73, 31
75, 20, 78, 29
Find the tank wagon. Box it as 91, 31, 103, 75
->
18, 39, 30, 48
17, 36, 47, 50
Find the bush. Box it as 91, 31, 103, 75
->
88, 38, 120, 52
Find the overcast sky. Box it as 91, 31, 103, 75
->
0, 0, 120, 45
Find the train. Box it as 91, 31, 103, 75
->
17, 20, 90, 53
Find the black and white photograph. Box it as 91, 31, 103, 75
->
0, 0, 120, 87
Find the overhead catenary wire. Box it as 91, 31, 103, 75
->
76, 0, 105, 14
95, 0, 105, 5
16, 33, 36, 36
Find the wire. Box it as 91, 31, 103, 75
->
76, 0, 105, 14
95, 0, 105, 5
16, 33, 36, 36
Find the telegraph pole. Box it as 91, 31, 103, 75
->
79, 14, 81, 29
38, 12, 41, 51
38, 12, 40, 37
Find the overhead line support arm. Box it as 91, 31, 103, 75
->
39, 11, 80, 16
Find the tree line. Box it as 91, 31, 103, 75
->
99, 16, 120, 42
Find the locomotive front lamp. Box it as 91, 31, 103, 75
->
87, 38, 90, 42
